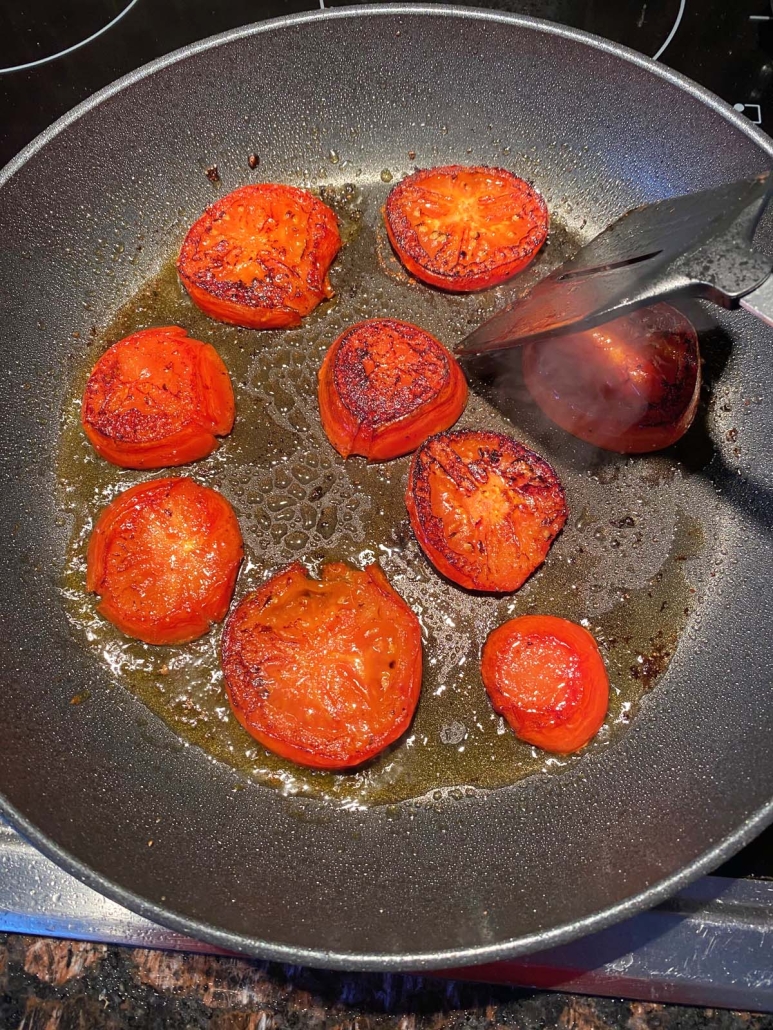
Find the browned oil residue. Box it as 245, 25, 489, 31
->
56, 180, 712, 807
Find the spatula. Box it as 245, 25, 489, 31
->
455, 173, 773, 357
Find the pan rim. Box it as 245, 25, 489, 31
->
2, 4, 773, 971
4, 793, 773, 970
4, 3, 773, 189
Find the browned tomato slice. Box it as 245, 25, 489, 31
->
220, 562, 422, 769
482, 615, 609, 753
86, 477, 243, 645
522, 304, 701, 453
177, 184, 341, 329
384, 165, 548, 292
81, 325, 235, 469
405, 430, 567, 592
317, 318, 468, 460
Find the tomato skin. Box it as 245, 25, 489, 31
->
405, 430, 567, 593
481, 615, 609, 753
87, 477, 243, 645
81, 326, 235, 469
178, 184, 341, 329
221, 562, 422, 769
522, 304, 701, 454
318, 318, 468, 461
384, 165, 548, 292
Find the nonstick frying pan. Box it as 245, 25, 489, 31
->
1, 7, 773, 970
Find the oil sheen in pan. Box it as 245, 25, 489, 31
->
57, 180, 710, 808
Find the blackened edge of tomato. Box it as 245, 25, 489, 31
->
177, 260, 298, 314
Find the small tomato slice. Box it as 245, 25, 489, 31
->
384, 165, 548, 292
221, 562, 422, 769
522, 303, 701, 454
86, 477, 243, 645
81, 325, 235, 469
178, 184, 341, 329
481, 615, 609, 753
405, 430, 567, 593
317, 318, 468, 461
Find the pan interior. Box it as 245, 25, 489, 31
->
1, 8, 772, 966
59, 181, 708, 807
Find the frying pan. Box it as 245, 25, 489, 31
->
1, 6, 773, 971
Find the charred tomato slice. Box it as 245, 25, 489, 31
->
81, 325, 235, 469
384, 165, 548, 292
178, 184, 341, 329
405, 430, 567, 592
318, 318, 468, 460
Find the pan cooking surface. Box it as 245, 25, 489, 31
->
58, 178, 709, 806
2, 9, 773, 966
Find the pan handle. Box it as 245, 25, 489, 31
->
740, 273, 773, 328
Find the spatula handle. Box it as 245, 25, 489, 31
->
740, 274, 773, 328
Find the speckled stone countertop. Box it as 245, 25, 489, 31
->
0, 935, 771, 1030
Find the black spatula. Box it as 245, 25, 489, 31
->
456, 173, 773, 356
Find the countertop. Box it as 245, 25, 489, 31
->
1, 934, 771, 1030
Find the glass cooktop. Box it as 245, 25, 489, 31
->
3, 0, 773, 169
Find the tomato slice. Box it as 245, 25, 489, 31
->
81, 326, 235, 469
177, 184, 341, 329
405, 430, 567, 593
86, 477, 243, 645
481, 615, 609, 753
522, 303, 701, 454
317, 318, 468, 461
221, 562, 422, 769
384, 165, 548, 292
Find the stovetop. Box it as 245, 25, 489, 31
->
3, 0, 773, 170
1, 0, 772, 1008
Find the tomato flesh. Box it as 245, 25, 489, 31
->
86, 477, 243, 645
385, 165, 548, 292
81, 325, 235, 469
178, 184, 341, 329
406, 430, 567, 592
522, 303, 700, 453
221, 562, 422, 769
318, 318, 468, 460
481, 615, 609, 753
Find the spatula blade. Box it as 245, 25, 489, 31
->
456, 174, 773, 357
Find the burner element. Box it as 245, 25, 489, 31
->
0, 0, 138, 73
